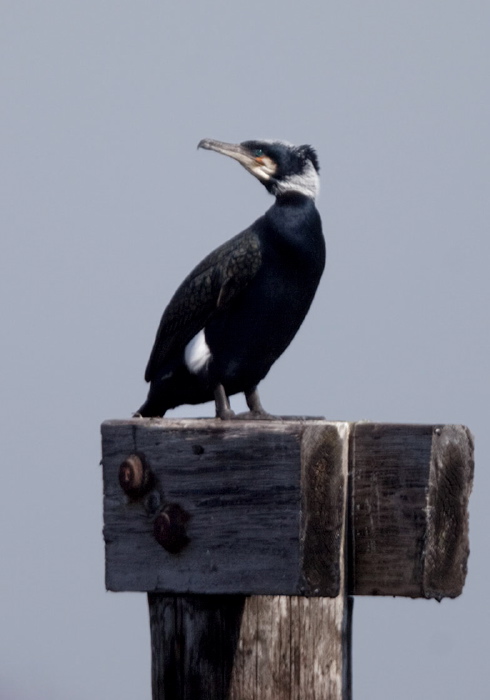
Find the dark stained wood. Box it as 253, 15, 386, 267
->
102, 419, 474, 598
148, 593, 245, 700
102, 418, 348, 596
349, 423, 474, 598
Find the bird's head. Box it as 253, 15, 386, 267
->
198, 138, 320, 199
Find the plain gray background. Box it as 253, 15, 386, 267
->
1, 1, 488, 698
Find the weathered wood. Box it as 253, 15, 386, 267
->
104, 418, 473, 699
301, 423, 348, 595
148, 594, 245, 700
102, 419, 474, 599
424, 425, 475, 598
102, 419, 348, 596
147, 594, 352, 700
147, 421, 351, 699
349, 423, 474, 598
229, 423, 352, 699
228, 591, 351, 697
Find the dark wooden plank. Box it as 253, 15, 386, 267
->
102, 419, 348, 596
350, 423, 474, 598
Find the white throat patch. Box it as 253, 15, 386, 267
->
185, 329, 211, 374
275, 161, 320, 199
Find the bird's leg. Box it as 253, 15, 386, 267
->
214, 384, 235, 420
245, 386, 267, 413
232, 386, 273, 420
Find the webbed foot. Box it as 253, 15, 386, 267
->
243, 386, 274, 418
232, 410, 276, 421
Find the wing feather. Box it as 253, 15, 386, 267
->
144, 228, 262, 381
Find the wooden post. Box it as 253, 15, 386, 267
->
101, 419, 473, 699
147, 594, 245, 699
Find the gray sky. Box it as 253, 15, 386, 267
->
1, 1, 488, 698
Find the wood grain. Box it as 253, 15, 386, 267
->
146, 423, 351, 699
229, 596, 352, 700
423, 425, 474, 599
102, 419, 474, 598
102, 419, 348, 596
349, 423, 474, 598
148, 593, 245, 700
104, 418, 473, 699
148, 594, 352, 700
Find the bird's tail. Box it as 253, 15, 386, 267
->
136, 363, 212, 417
135, 395, 167, 418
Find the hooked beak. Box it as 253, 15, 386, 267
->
198, 138, 275, 182
198, 138, 256, 167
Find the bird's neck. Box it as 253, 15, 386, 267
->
274, 191, 316, 207
266, 162, 320, 199
265, 192, 323, 249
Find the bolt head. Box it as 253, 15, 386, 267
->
118, 453, 154, 499
153, 504, 190, 553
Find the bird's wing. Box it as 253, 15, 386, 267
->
144, 228, 262, 381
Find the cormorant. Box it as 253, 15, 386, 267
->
137, 138, 325, 419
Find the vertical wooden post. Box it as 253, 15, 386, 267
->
148, 594, 245, 700
147, 594, 352, 700
229, 595, 352, 700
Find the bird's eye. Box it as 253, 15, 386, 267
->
253, 148, 264, 157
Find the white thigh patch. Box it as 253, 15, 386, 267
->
184, 329, 211, 374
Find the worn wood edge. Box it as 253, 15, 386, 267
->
423, 425, 475, 599
300, 422, 350, 596
101, 417, 332, 442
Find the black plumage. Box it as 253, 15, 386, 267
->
137, 138, 325, 419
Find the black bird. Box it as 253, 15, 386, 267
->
137, 138, 325, 419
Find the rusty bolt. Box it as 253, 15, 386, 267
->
153, 504, 191, 553
118, 453, 154, 499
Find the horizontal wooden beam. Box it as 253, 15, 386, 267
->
349, 422, 474, 599
101, 418, 474, 599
